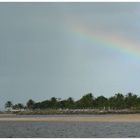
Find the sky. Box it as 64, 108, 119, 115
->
0, 3, 140, 108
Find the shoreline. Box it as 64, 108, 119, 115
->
13, 109, 140, 115
0, 114, 140, 122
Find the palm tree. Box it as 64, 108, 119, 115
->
17, 103, 24, 109
13, 103, 24, 110
5, 101, 13, 111
95, 96, 108, 109
125, 92, 138, 109
77, 93, 94, 108
26, 99, 35, 110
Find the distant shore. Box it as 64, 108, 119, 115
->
13, 109, 140, 115
3, 109, 140, 116
0, 114, 140, 122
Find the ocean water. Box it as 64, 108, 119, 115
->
0, 120, 140, 138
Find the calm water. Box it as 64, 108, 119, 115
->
0, 120, 140, 138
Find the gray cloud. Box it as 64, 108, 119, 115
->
0, 3, 140, 109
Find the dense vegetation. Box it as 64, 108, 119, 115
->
5, 92, 140, 111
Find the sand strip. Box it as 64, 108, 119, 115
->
0, 114, 139, 122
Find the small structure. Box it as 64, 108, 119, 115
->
5, 107, 13, 112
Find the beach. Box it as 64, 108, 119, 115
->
0, 114, 140, 122
0, 114, 140, 137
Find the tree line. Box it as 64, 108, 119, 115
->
5, 92, 140, 110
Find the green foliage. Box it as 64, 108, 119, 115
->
5, 101, 13, 109
76, 93, 94, 108
109, 96, 116, 109
5, 92, 140, 110
50, 97, 58, 109
108, 93, 125, 109
125, 92, 138, 109
13, 103, 24, 109
95, 96, 108, 109
60, 97, 75, 109
26, 99, 35, 110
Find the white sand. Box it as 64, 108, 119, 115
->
0, 114, 140, 122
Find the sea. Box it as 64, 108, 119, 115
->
0, 115, 139, 138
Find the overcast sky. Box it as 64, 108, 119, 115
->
0, 3, 140, 108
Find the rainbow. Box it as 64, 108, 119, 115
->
67, 19, 140, 59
